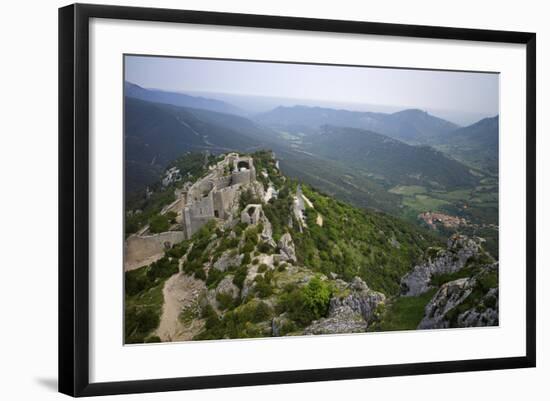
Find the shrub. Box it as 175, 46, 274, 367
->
241, 253, 251, 265
206, 268, 224, 289
244, 228, 259, 245
279, 277, 332, 326
216, 292, 236, 310
302, 277, 332, 318
252, 301, 272, 322
194, 300, 273, 340
257, 241, 274, 254
257, 263, 268, 273
234, 222, 247, 237
201, 303, 217, 320
165, 211, 177, 224
194, 267, 206, 281
125, 306, 160, 344
125, 268, 150, 296
233, 265, 248, 289
146, 256, 178, 282
166, 240, 189, 259
278, 320, 298, 336
144, 335, 161, 343
241, 240, 255, 254
149, 214, 170, 233
254, 278, 273, 298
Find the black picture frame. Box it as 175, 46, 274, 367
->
59, 3, 536, 397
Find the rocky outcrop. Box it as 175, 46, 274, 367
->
303, 306, 367, 335
215, 275, 240, 299
213, 250, 243, 272
304, 277, 385, 335
329, 277, 386, 323
260, 214, 277, 248
401, 235, 483, 296
271, 314, 294, 337
417, 277, 474, 329
278, 233, 297, 263
456, 288, 499, 327
418, 264, 499, 330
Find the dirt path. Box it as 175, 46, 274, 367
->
155, 272, 206, 342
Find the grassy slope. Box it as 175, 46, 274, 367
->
293, 183, 442, 296
371, 289, 438, 332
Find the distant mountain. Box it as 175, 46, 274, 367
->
255, 105, 459, 144
125, 81, 246, 116
124, 97, 264, 193
304, 125, 478, 189
387, 109, 460, 143
434, 116, 499, 173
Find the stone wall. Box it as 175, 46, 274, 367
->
231, 169, 252, 185
125, 231, 185, 271
213, 185, 238, 219
184, 192, 216, 238
212, 175, 232, 190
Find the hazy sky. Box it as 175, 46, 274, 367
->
125, 55, 499, 118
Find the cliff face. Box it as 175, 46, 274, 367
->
400, 235, 484, 297
418, 264, 499, 329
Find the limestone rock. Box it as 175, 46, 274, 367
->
278, 233, 297, 263
213, 250, 243, 272
271, 314, 294, 337
303, 276, 385, 335
456, 288, 499, 327
329, 277, 386, 323
304, 306, 367, 335
418, 278, 473, 329
215, 275, 239, 299
260, 214, 277, 248
401, 234, 483, 296
417, 265, 499, 330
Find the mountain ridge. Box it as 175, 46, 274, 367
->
255, 104, 461, 143
303, 124, 478, 189
125, 81, 247, 116
434, 115, 499, 173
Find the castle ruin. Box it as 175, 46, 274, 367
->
125, 153, 257, 271
179, 153, 256, 239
